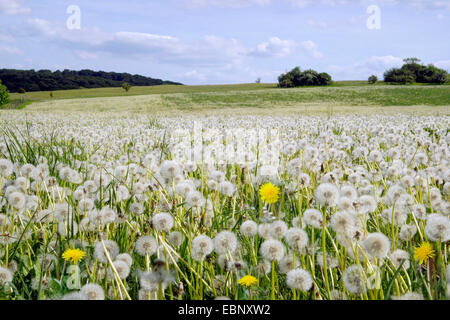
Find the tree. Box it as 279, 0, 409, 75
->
368, 75, 378, 84
278, 67, 332, 88
318, 72, 332, 86
122, 82, 131, 92
384, 68, 415, 84
383, 58, 448, 85
255, 77, 261, 84
403, 57, 421, 65
0, 80, 9, 107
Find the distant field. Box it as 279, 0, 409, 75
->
3, 81, 450, 114
6, 81, 394, 105
18, 85, 449, 116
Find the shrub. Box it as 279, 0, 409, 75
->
122, 82, 131, 92
278, 67, 332, 88
383, 58, 448, 84
0, 80, 9, 107
368, 75, 378, 84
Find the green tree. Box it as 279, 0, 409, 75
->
0, 80, 9, 107
368, 75, 378, 84
122, 82, 131, 92
318, 72, 332, 86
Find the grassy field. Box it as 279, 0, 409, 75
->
14, 84, 450, 116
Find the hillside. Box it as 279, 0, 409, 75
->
0, 69, 183, 93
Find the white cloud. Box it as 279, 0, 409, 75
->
0, 0, 30, 15
300, 40, 323, 59
75, 51, 98, 60
328, 55, 404, 80
182, 70, 207, 81
0, 45, 23, 55
185, 0, 271, 8
355, 55, 403, 71
252, 37, 298, 58
21, 18, 299, 70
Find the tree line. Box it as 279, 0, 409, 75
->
0, 69, 183, 93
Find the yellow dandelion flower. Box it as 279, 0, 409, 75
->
259, 183, 280, 204
62, 248, 86, 264
413, 242, 435, 265
238, 275, 258, 287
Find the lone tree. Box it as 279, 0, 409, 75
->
368, 75, 378, 84
0, 80, 9, 108
17, 88, 26, 102
122, 82, 131, 92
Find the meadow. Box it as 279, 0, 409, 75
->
0, 84, 449, 300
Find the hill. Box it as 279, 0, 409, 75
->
0, 69, 183, 93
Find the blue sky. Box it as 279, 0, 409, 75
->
1, 0, 449, 84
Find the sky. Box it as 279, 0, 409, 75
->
0, 0, 449, 84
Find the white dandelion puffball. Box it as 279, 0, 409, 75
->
286, 268, 313, 291
135, 235, 158, 256
363, 232, 390, 259
260, 239, 285, 261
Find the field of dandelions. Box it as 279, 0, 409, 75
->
0, 112, 449, 300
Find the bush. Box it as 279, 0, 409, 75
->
17, 88, 26, 94
384, 68, 415, 84
0, 80, 9, 107
368, 75, 378, 84
278, 67, 332, 88
122, 82, 131, 92
384, 58, 448, 84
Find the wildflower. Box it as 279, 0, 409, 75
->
425, 214, 450, 242
135, 235, 158, 256
238, 275, 258, 287
303, 209, 323, 229
60, 292, 87, 300
214, 231, 238, 255
413, 242, 435, 265
259, 183, 280, 204
81, 283, 105, 300
115, 253, 133, 267
260, 239, 285, 261
0, 267, 13, 285
7, 192, 26, 210
343, 265, 367, 295
389, 249, 410, 269
284, 227, 308, 252
240, 220, 258, 237
286, 268, 313, 291
185, 190, 206, 209
315, 183, 339, 207
219, 181, 236, 197
152, 212, 174, 232
168, 231, 184, 247
62, 248, 86, 264
191, 235, 213, 261
269, 220, 288, 239
107, 260, 130, 279
362, 232, 390, 259
94, 240, 120, 263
